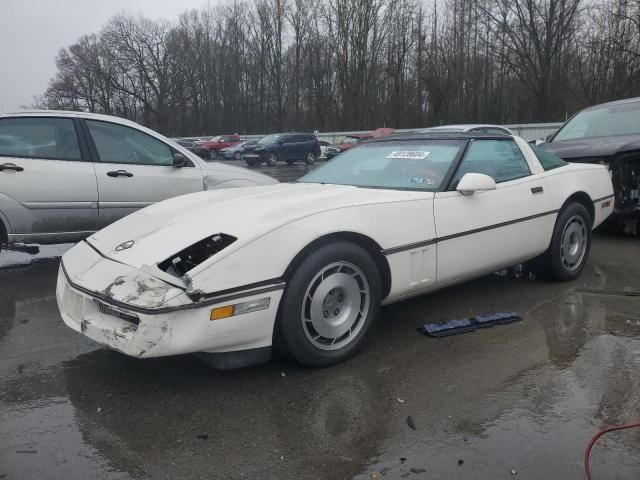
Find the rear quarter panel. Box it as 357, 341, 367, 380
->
540, 163, 614, 228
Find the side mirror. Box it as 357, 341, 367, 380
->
456, 173, 497, 195
545, 131, 556, 142
173, 153, 187, 168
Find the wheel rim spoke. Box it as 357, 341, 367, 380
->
301, 261, 370, 351
560, 215, 587, 270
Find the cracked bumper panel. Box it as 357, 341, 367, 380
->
62, 241, 188, 310
56, 266, 283, 358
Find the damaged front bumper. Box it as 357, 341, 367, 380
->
56, 241, 284, 358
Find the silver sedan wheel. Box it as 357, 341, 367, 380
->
560, 215, 588, 271
301, 261, 370, 351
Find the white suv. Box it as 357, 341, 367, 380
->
0, 111, 277, 250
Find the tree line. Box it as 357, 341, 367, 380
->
39, 0, 640, 137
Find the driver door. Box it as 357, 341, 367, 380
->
84, 119, 204, 229
434, 139, 554, 285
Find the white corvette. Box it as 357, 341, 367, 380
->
56, 133, 614, 368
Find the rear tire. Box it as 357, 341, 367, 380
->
266, 152, 278, 167
529, 202, 592, 281
305, 152, 316, 165
274, 242, 381, 367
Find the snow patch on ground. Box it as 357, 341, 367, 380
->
0, 244, 73, 269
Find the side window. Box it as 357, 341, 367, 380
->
0, 117, 81, 161
280, 135, 292, 144
453, 139, 531, 186
86, 120, 173, 166
530, 144, 568, 171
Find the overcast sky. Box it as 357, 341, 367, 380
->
0, 0, 214, 110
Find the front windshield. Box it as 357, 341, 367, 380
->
298, 139, 464, 190
209, 136, 222, 142
554, 101, 640, 141
258, 134, 280, 145
342, 136, 360, 144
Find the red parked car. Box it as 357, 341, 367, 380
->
196, 134, 242, 159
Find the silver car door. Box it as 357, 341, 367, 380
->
85, 119, 204, 229
0, 116, 98, 243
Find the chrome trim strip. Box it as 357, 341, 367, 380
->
592, 194, 614, 203
383, 209, 559, 255
98, 201, 152, 208
22, 202, 96, 209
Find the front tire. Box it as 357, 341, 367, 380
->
266, 152, 278, 167
530, 202, 592, 281
275, 242, 381, 367
234, 152, 242, 160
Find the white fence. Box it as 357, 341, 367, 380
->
177, 122, 563, 144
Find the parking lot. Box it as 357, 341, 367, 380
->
1, 163, 639, 480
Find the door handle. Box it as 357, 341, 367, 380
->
107, 170, 133, 178
531, 186, 544, 194
0, 163, 24, 172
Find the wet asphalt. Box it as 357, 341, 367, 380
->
1, 161, 639, 479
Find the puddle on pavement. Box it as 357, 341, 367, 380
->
355, 289, 640, 480
1, 233, 639, 479
0, 398, 134, 480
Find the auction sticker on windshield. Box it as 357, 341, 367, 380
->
386, 151, 430, 159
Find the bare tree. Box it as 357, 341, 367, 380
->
41, 0, 640, 135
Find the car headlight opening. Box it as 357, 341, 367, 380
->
158, 233, 237, 278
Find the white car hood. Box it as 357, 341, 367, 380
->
87, 183, 427, 273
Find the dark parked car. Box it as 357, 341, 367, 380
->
175, 139, 210, 160
541, 97, 640, 234
220, 140, 257, 160
243, 133, 321, 167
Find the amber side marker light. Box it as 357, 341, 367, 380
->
211, 298, 271, 320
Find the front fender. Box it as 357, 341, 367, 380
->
187, 198, 435, 297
